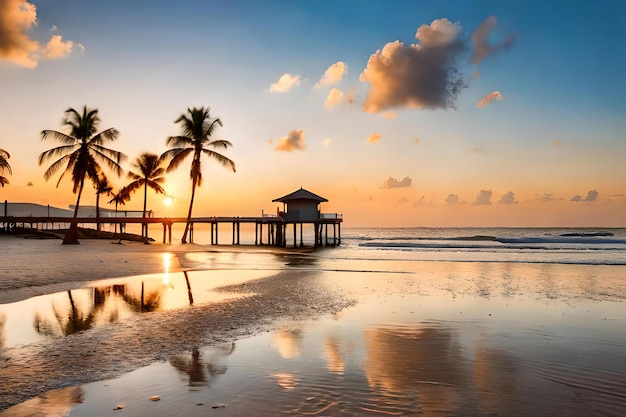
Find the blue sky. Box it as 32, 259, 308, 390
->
1, 0, 625, 226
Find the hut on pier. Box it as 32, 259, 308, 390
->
272, 187, 328, 221
271, 187, 341, 247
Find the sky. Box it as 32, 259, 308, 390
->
0, 0, 625, 227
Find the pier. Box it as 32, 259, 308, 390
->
1, 188, 343, 247
0, 214, 342, 247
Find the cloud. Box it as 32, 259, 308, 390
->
472, 147, 487, 154
382, 176, 412, 189
321, 137, 332, 148
367, 133, 381, 144
315, 61, 347, 88
382, 111, 396, 119
412, 195, 425, 207
398, 197, 409, 205
551, 140, 564, 147
0, 0, 39, 68
323, 87, 344, 109
571, 189, 598, 202
413, 138, 420, 144
0, 1, 80, 68
476, 90, 503, 108
274, 129, 305, 152
498, 191, 517, 205
26, 181, 33, 186
269, 73, 301, 93
44, 34, 73, 59
445, 194, 459, 206
359, 18, 468, 113
77, 43, 85, 55
473, 189, 492, 205
471, 16, 517, 77
346, 87, 356, 104
537, 193, 554, 202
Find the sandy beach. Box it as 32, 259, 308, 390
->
1, 231, 626, 416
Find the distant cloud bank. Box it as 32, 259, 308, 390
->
382, 176, 412, 189
571, 189, 598, 202
0, 0, 78, 68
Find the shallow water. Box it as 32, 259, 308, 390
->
2, 258, 625, 416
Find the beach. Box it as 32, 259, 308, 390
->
1, 228, 626, 416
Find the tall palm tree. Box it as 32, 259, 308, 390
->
125, 152, 166, 239
161, 107, 236, 243
0, 148, 11, 187
108, 186, 131, 237
39, 106, 126, 244
94, 173, 113, 231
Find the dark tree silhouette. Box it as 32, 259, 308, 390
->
0, 148, 11, 187
161, 107, 235, 243
125, 152, 166, 239
38, 106, 126, 244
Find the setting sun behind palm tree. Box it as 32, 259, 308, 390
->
161, 107, 236, 243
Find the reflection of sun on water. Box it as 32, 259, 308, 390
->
162, 253, 172, 286
273, 373, 298, 390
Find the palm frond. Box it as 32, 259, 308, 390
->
207, 139, 233, 149
38, 145, 78, 165
41, 130, 77, 144
202, 149, 236, 172
164, 148, 193, 172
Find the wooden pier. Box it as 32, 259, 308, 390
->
0, 214, 342, 247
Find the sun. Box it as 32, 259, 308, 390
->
164, 196, 173, 207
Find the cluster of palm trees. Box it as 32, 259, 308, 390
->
22, 104, 235, 244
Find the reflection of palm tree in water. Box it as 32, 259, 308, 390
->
34, 290, 98, 337
169, 343, 236, 387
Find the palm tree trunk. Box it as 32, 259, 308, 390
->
96, 193, 101, 232
181, 177, 198, 244
142, 182, 148, 240
63, 179, 84, 244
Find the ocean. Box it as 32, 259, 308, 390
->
1, 227, 625, 415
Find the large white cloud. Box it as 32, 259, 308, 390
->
44, 34, 73, 59
359, 18, 467, 113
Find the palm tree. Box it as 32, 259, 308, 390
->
0, 148, 11, 187
94, 173, 113, 232
161, 107, 236, 243
108, 186, 131, 237
39, 106, 126, 244
125, 152, 166, 239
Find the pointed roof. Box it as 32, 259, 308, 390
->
272, 187, 328, 203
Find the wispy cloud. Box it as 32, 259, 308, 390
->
321, 137, 332, 148
382, 111, 396, 119
471, 16, 517, 78
537, 192, 554, 202
571, 189, 598, 202
551, 140, 564, 147
323, 87, 344, 109
498, 191, 517, 205
476, 91, 503, 108
269, 73, 301, 93
274, 129, 305, 152
315, 61, 347, 88
0, 0, 78, 68
382, 176, 412, 189
360, 18, 467, 113
473, 189, 492, 205
367, 133, 381, 144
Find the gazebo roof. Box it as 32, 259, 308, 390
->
272, 187, 328, 203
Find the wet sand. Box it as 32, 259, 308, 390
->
1, 236, 626, 416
